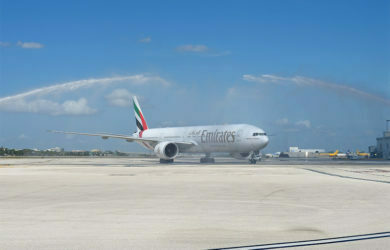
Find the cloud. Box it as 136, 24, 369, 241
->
0, 41, 11, 47
276, 118, 289, 125
226, 87, 237, 98
243, 74, 285, 83
105, 89, 133, 107
243, 74, 390, 106
176, 44, 208, 52
61, 98, 96, 115
139, 37, 151, 43
176, 44, 231, 57
17, 41, 44, 49
159, 120, 187, 127
295, 120, 311, 128
275, 118, 311, 130
18, 134, 28, 139
0, 97, 96, 115
207, 50, 231, 57
0, 74, 169, 115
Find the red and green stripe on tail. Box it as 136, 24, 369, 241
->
133, 96, 148, 132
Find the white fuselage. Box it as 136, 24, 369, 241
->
133, 124, 269, 154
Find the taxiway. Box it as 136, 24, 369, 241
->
0, 157, 389, 249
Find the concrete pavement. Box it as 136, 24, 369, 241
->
0, 157, 389, 249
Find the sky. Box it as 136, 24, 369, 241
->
0, 0, 389, 153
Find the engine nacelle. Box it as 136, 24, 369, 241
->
230, 152, 251, 160
154, 142, 179, 160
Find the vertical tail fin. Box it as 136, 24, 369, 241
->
133, 96, 148, 132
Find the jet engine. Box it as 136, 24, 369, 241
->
154, 142, 179, 160
230, 152, 251, 160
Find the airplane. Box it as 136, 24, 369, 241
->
356, 150, 369, 158
323, 150, 339, 157
320, 150, 348, 158
50, 96, 269, 164
329, 150, 347, 158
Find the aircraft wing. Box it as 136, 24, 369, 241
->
48, 130, 196, 146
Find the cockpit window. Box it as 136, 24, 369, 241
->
253, 132, 267, 136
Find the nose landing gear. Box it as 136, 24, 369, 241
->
249, 150, 261, 164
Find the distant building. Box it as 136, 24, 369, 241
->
71, 150, 87, 153
289, 147, 325, 153
285, 147, 325, 158
90, 149, 103, 156
377, 131, 390, 160
46, 147, 64, 153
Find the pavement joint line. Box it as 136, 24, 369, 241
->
302, 168, 390, 184
211, 231, 390, 250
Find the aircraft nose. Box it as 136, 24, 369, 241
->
264, 136, 269, 146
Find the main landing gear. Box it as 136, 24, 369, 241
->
160, 159, 174, 164
200, 153, 215, 164
249, 150, 261, 164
